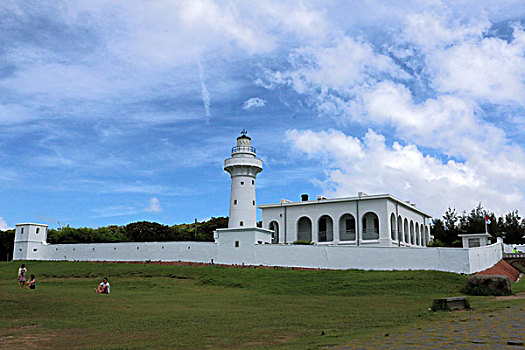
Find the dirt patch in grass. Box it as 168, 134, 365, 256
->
0, 329, 56, 349
495, 292, 525, 301
476, 260, 520, 282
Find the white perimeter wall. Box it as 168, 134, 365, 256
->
17, 239, 502, 274
467, 243, 503, 273
23, 241, 217, 263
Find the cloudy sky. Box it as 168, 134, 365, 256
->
1, 1, 525, 230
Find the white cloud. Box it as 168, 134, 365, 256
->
144, 197, 162, 213
242, 97, 266, 110
286, 129, 525, 216
197, 59, 211, 123
402, 12, 488, 51
263, 36, 406, 94
0, 216, 8, 230
93, 204, 138, 218
402, 13, 525, 106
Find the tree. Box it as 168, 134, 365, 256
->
430, 208, 462, 246
0, 229, 15, 261
124, 221, 173, 242
502, 211, 525, 244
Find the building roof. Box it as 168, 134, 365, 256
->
16, 223, 49, 227
258, 193, 432, 217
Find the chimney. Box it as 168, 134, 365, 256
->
301, 194, 309, 201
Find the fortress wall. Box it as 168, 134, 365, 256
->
26, 241, 217, 263
16, 239, 503, 275
467, 242, 503, 273
249, 245, 471, 273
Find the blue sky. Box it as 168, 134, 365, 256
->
2, 1, 525, 230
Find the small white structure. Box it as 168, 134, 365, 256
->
260, 193, 432, 247
13, 223, 48, 260
458, 233, 491, 248
224, 131, 263, 228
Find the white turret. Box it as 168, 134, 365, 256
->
224, 131, 263, 228
13, 223, 48, 260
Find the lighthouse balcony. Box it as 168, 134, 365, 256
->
224, 157, 263, 170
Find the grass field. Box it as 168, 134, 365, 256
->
0, 261, 523, 349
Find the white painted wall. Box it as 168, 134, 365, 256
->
467, 243, 503, 273
14, 224, 502, 274
25, 241, 217, 263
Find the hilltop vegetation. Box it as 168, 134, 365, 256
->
430, 204, 525, 247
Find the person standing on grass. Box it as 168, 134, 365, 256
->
18, 264, 27, 287
95, 277, 110, 294
26, 275, 36, 290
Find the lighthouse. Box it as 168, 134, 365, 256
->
224, 131, 263, 228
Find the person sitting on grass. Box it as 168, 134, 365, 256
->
95, 277, 110, 294
26, 275, 36, 290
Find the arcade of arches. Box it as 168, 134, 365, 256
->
268, 212, 429, 246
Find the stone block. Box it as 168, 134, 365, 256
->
466, 275, 512, 296
431, 297, 470, 311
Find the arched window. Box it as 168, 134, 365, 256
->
410, 221, 415, 245
318, 215, 334, 242
390, 213, 396, 241
362, 212, 379, 240
416, 224, 420, 246
404, 219, 409, 243
420, 224, 425, 246
397, 216, 403, 243
339, 214, 356, 241
269, 221, 279, 244
297, 217, 312, 242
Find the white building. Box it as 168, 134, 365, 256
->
260, 193, 432, 247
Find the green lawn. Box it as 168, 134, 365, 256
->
0, 261, 521, 349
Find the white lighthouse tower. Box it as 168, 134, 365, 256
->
224, 130, 263, 228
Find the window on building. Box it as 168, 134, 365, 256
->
235, 241, 240, 247
253, 200, 255, 205
234, 199, 237, 205
36, 228, 40, 234
33, 248, 38, 252
468, 238, 481, 248
240, 181, 244, 185
21, 228, 24, 234
240, 221, 244, 226
252, 180, 254, 185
